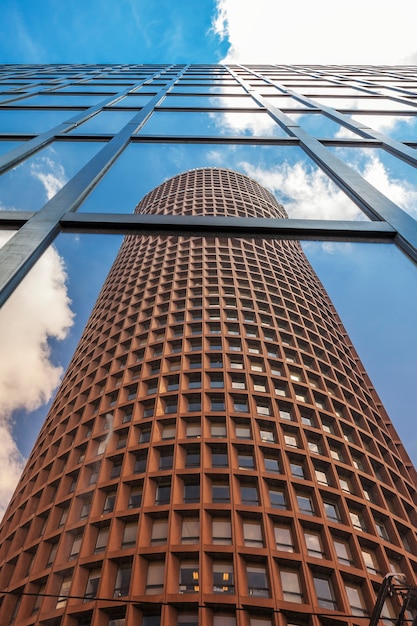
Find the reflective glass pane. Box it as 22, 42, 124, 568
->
327, 146, 417, 220
0, 141, 103, 211
68, 110, 137, 134
0, 109, 75, 133
137, 110, 289, 137
79, 142, 363, 220
159, 95, 259, 109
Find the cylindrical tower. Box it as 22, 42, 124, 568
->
1, 169, 416, 626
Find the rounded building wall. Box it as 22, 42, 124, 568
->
0, 169, 416, 626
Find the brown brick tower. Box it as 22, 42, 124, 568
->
1, 168, 416, 626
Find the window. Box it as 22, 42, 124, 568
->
259, 427, 275, 443
307, 440, 321, 454
179, 561, 199, 593
186, 422, 201, 438
324, 500, 341, 523
212, 481, 230, 503
345, 583, 367, 616
297, 494, 314, 516
155, 481, 171, 505
334, 538, 353, 565
304, 531, 324, 558
159, 448, 173, 469
146, 561, 165, 594
134, 452, 147, 474
284, 434, 298, 448
375, 520, 389, 540
233, 396, 248, 412
315, 468, 329, 485
290, 462, 305, 478
269, 488, 286, 509
241, 484, 259, 505
128, 485, 142, 508
182, 517, 199, 544
238, 452, 255, 470
211, 395, 225, 411
114, 563, 132, 597
122, 521, 137, 548
213, 562, 234, 594
185, 448, 200, 467
85, 568, 101, 600
56, 576, 72, 608
235, 424, 251, 439
339, 476, 352, 493
210, 374, 224, 388
162, 424, 175, 440
183, 480, 200, 503
139, 427, 151, 443
211, 421, 226, 438
350, 510, 367, 531
212, 447, 228, 467
280, 569, 303, 603
243, 520, 263, 547
212, 518, 231, 544
362, 548, 380, 574
95, 526, 109, 552
151, 518, 168, 545
274, 525, 294, 552
313, 575, 337, 609
246, 563, 269, 597
70, 533, 83, 558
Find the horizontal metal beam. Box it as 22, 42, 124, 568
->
60, 212, 397, 241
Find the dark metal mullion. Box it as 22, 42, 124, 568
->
0, 66, 189, 309
58, 212, 396, 242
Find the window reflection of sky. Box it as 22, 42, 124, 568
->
68, 110, 138, 134
0, 142, 102, 211
158, 95, 259, 109
0, 109, 75, 134
137, 110, 289, 137
286, 113, 358, 138
79, 142, 364, 221
11, 94, 107, 107
328, 145, 417, 219
348, 113, 417, 141
0, 141, 24, 156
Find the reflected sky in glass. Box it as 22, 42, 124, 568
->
137, 110, 289, 137
328, 145, 417, 219
0, 109, 75, 134
349, 113, 417, 141
68, 110, 138, 134
0, 141, 103, 211
14, 94, 108, 107
78, 141, 364, 221
171, 85, 247, 94
0, 140, 24, 156
263, 96, 314, 110
312, 96, 417, 112
286, 113, 358, 138
158, 95, 259, 109
110, 94, 155, 107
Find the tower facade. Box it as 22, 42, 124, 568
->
0, 168, 417, 626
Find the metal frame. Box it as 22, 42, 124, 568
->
1, 63, 417, 309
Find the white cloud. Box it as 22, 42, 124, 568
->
239, 160, 363, 220
351, 152, 417, 217
213, 0, 417, 64
0, 234, 73, 518
30, 156, 67, 201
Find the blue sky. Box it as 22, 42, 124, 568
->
1, 0, 417, 515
